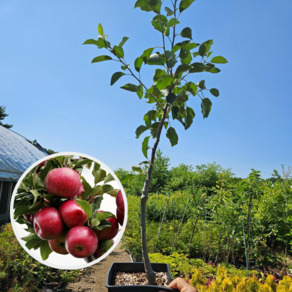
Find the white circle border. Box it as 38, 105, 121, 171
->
10, 151, 128, 270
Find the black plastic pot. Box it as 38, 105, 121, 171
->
42, 280, 66, 292
106, 262, 179, 292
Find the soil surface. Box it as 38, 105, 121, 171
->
114, 271, 168, 287
65, 241, 130, 292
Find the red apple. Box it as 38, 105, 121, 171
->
48, 232, 69, 255
77, 184, 85, 198
116, 208, 124, 226
23, 213, 35, 224
36, 160, 48, 173
59, 199, 87, 228
94, 239, 114, 258
65, 226, 98, 258
45, 167, 81, 198
93, 211, 119, 241
116, 190, 124, 215
33, 207, 64, 240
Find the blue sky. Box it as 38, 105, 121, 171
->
1, 0, 291, 179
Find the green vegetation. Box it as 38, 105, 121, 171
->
0, 224, 81, 291
119, 152, 292, 278
0, 106, 13, 129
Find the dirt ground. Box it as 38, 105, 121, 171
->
65, 241, 131, 292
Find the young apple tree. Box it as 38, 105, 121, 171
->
84, 0, 227, 285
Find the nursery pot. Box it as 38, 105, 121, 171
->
106, 262, 179, 292
42, 280, 66, 292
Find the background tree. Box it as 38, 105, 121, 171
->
0, 106, 13, 129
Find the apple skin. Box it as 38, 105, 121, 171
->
36, 160, 48, 173
116, 208, 124, 226
116, 190, 124, 215
23, 213, 35, 224
48, 232, 69, 255
65, 226, 98, 258
59, 199, 87, 228
77, 184, 85, 198
45, 167, 81, 198
33, 207, 64, 240
93, 211, 119, 241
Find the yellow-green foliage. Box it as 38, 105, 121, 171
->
187, 267, 292, 292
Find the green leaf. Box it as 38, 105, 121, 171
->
96, 38, 107, 49
144, 110, 157, 127
102, 184, 114, 193
137, 85, 143, 99
211, 56, 228, 64
111, 72, 125, 86
166, 127, 178, 146
104, 173, 115, 184
134, 0, 151, 12
81, 176, 92, 199
210, 88, 219, 97
184, 106, 195, 130
168, 18, 180, 28
92, 162, 100, 174
113, 46, 124, 58
177, 90, 188, 104
153, 69, 167, 82
120, 174, 136, 183
93, 169, 107, 184
156, 75, 173, 90
180, 50, 192, 64
38, 160, 52, 180
179, 0, 196, 13
189, 62, 205, 73
132, 165, 143, 173
142, 136, 150, 158
201, 98, 212, 118
97, 240, 113, 255
193, 52, 200, 58
142, 48, 154, 63
76, 198, 92, 219
30, 190, 41, 207
173, 40, 190, 53
175, 64, 190, 76
92, 55, 112, 63
93, 220, 112, 230
136, 125, 148, 138
139, 161, 149, 165
96, 211, 115, 221
165, 7, 174, 16
207, 66, 221, 73
91, 218, 100, 228
83, 39, 98, 45
91, 196, 103, 212
181, 27, 192, 39
198, 80, 206, 90
183, 42, 199, 50
207, 51, 212, 58
166, 93, 177, 105
91, 185, 103, 197
185, 81, 197, 95
119, 37, 129, 47
121, 83, 140, 92
147, 53, 165, 66
98, 23, 104, 35
40, 241, 53, 261
121, 65, 128, 70
134, 57, 143, 73
21, 233, 39, 242
148, 0, 162, 14
199, 40, 213, 57
165, 51, 177, 68
150, 122, 160, 138
151, 15, 169, 36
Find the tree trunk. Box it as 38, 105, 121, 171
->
141, 105, 168, 285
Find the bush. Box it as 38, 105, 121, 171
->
0, 224, 81, 291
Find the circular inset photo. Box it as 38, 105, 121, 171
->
10, 152, 127, 269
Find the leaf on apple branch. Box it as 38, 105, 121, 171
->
40, 241, 53, 261
76, 198, 93, 219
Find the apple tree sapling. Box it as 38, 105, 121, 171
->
84, 0, 227, 284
